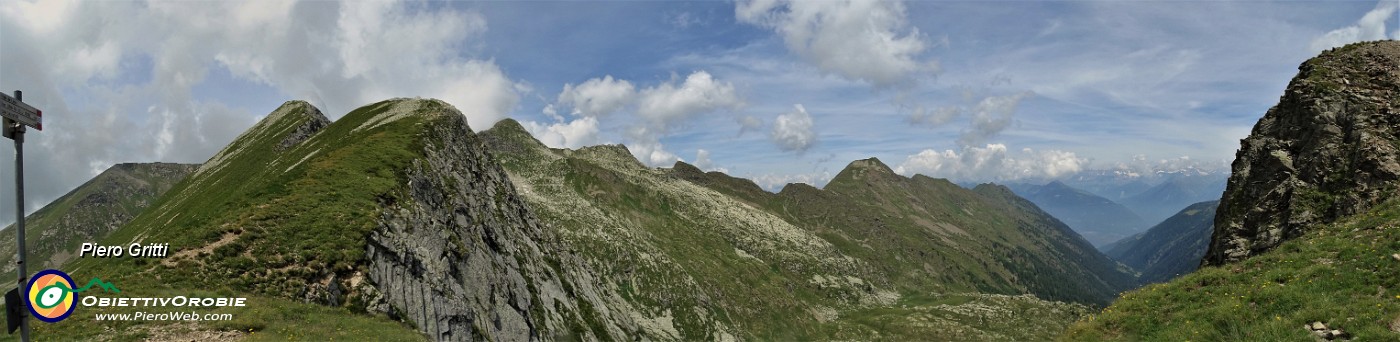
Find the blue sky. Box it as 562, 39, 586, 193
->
0, 0, 1396, 222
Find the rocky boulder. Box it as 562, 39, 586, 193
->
1204, 41, 1400, 265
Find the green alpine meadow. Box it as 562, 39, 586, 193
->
1, 1, 1397, 341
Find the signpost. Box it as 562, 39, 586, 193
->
1, 90, 39, 342
0, 92, 41, 135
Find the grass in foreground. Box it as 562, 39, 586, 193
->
3, 290, 423, 341
1061, 198, 1400, 341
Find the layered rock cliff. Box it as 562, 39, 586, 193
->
1205, 41, 1400, 265
359, 101, 635, 341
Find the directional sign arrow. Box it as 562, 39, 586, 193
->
0, 93, 41, 131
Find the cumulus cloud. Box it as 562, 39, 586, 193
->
770, 104, 817, 152
735, 0, 936, 87
1309, 0, 1398, 52
210, 1, 519, 126
907, 105, 962, 127
557, 75, 636, 117
628, 135, 682, 167
893, 144, 1085, 182
749, 171, 834, 192
692, 149, 727, 173
536, 71, 743, 167
524, 117, 600, 149
958, 92, 1033, 147
636, 71, 743, 125
624, 71, 742, 166
0, 0, 521, 223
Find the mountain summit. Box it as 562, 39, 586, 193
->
1205, 41, 1400, 265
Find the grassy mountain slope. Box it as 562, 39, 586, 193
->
669, 156, 1136, 306
1061, 198, 1400, 340
1063, 41, 1400, 341
10, 98, 1131, 340
1104, 201, 1218, 284
481, 120, 1120, 339
1006, 181, 1147, 247
18, 100, 427, 340
0, 162, 196, 274
482, 120, 877, 339
808, 159, 1134, 305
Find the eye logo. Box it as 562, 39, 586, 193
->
27, 269, 77, 323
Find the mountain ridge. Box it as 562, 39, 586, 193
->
1205, 40, 1400, 265
1103, 200, 1218, 284
1063, 40, 1400, 341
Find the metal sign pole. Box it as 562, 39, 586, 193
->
0, 89, 40, 342
10, 90, 28, 342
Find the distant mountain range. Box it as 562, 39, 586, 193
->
1102, 201, 1217, 284
1004, 181, 1147, 247
1120, 175, 1227, 225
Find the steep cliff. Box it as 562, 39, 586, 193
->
482, 121, 1114, 340
1205, 41, 1400, 264
65, 99, 639, 341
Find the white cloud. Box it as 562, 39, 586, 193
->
693, 149, 727, 173
172, 0, 518, 126
894, 144, 1085, 182
1309, 0, 1399, 52
542, 71, 743, 167
959, 92, 1033, 147
625, 71, 742, 166
907, 105, 961, 127
770, 104, 816, 152
636, 71, 742, 125
749, 171, 834, 192
524, 117, 600, 149
557, 75, 636, 117
629, 136, 682, 167
0, 0, 522, 223
735, 0, 935, 87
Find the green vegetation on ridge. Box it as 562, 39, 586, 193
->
43, 100, 434, 340
0, 163, 196, 275
1061, 197, 1400, 341
480, 119, 1132, 340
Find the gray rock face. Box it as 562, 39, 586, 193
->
1204, 41, 1400, 265
277, 104, 330, 150
361, 106, 633, 341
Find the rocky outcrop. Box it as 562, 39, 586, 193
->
360, 102, 634, 341
1204, 41, 1400, 265
277, 104, 330, 150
